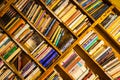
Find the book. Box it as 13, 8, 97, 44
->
43, 52, 58, 68
14, 24, 30, 39
8, 18, 25, 35
46, 21, 59, 39
79, 30, 94, 45
50, 0, 61, 10
40, 49, 55, 64
54, 0, 69, 15
58, 3, 73, 18
6, 48, 21, 62
3, 45, 18, 60
44, 19, 57, 36
65, 10, 81, 26
61, 5, 77, 22
30, 6, 42, 23
36, 46, 52, 61
92, 4, 109, 19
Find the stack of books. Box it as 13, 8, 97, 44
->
0, 59, 19, 80
60, 49, 99, 80
0, 29, 44, 79
77, 0, 109, 19
13, 0, 75, 52
31, 42, 59, 68
101, 13, 120, 44
79, 30, 120, 79
42, 0, 92, 36
46, 69, 63, 80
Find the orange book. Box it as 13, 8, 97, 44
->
65, 10, 81, 26
0, 34, 7, 43
65, 57, 81, 72
8, 18, 25, 35
46, 21, 59, 39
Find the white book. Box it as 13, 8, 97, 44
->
0, 36, 9, 47
89, 40, 104, 55
25, 67, 40, 80
14, 24, 30, 39
31, 41, 45, 54
36, 47, 52, 61
78, 68, 89, 80
104, 15, 118, 28
27, 4, 38, 20
22, 62, 36, 77
17, 0, 28, 11
15, 0, 25, 8
105, 61, 120, 71
79, 30, 94, 45
107, 63, 120, 75
95, 46, 111, 60
103, 57, 118, 69
54, 0, 69, 15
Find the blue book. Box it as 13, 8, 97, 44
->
92, 4, 109, 19
44, 19, 56, 36
82, 0, 92, 7
46, 0, 52, 5
43, 52, 58, 68
40, 49, 55, 64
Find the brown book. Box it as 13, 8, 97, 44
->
46, 21, 59, 39
8, 18, 25, 35
0, 34, 7, 43
65, 10, 81, 26
65, 57, 81, 72
83, 70, 93, 80
99, 51, 114, 65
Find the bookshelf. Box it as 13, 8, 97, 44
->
0, 0, 120, 80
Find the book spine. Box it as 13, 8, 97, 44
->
3, 46, 17, 60
44, 19, 56, 36
40, 49, 55, 64
43, 52, 58, 67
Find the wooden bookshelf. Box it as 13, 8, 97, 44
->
0, 0, 120, 80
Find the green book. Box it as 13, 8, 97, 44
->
3, 45, 17, 60
85, 36, 98, 51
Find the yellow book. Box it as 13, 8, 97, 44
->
6, 48, 21, 62
4, 17, 16, 29
53, 27, 61, 45
50, 26, 60, 42
32, 43, 47, 57
6, 18, 20, 31
114, 32, 120, 40
106, 16, 120, 33
37, 14, 46, 30
76, 23, 89, 36
112, 71, 120, 79
50, 0, 61, 10
30, 68, 41, 80
111, 23, 120, 35
71, 15, 87, 30
34, 9, 43, 25
61, 6, 77, 22
92, 45, 106, 59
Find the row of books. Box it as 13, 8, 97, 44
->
31, 41, 59, 68
0, 29, 44, 79
77, 0, 109, 19
46, 69, 63, 80
13, 0, 75, 52
79, 30, 120, 79
60, 49, 99, 80
0, 59, 19, 80
42, 0, 91, 36
101, 13, 120, 44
